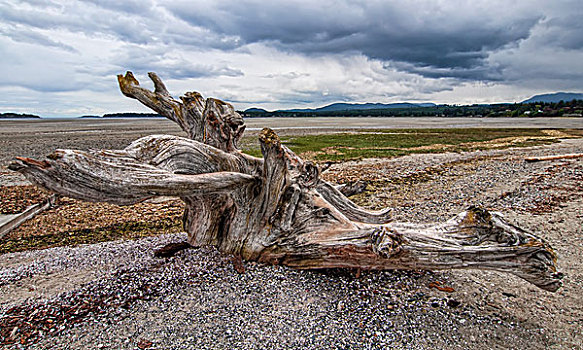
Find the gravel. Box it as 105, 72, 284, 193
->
1, 138, 582, 349
0, 236, 548, 350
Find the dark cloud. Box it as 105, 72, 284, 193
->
164, 1, 544, 80
0, 1, 153, 44
388, 61, 504, 81
4, 0, 579, 83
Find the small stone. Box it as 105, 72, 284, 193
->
447, 299, 461, 308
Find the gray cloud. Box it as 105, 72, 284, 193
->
83, 0, 156, 15
164, 1, 546, 80
0, 0, 241, 49
0, 25, 77, 52
111, 46, 244, 79
0, 1, 154, 44
529, 15, 583, 51
4, 0, 579, 82
0, 34, 84, 92
0, 0, 581, 116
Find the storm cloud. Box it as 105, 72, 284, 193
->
0, 0, 581, 116
165, 1, 542, 79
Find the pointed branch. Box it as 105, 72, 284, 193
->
117, 71, 245, 151
316, 181, 392, 224
0, 195, 58, 238
117, 72, 197, 137
525, 153, 583, 162
9, 151, 257, 205
148, 72, 170, 97
381, 208, 562, 291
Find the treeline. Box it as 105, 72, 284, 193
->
0, 112, 41, 119
240, 99, 583, 118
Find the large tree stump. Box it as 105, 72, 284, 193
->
9, 72, 563, 292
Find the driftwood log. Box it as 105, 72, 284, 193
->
0, 195, 58, 239
525, 153, 583, 162
9, 72, 563, 292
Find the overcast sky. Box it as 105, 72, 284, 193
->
1, 0, 582, 117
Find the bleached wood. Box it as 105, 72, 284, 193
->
525, 153, 583, 162
117, 71, 244, 152
0, 195, 58, 238
9, 71, 563, 292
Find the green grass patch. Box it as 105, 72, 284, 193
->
241, 128, 567, 161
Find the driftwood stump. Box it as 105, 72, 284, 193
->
9, 72, 563, 292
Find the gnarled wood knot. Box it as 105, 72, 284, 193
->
371, 226, 404, 259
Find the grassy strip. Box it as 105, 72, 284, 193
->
241, 128, 570, 161
0, 218, 182, 254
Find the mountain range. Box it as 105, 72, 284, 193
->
246, 102, 436, 113
243, 93, 583, 113
521, 92, 583, 104
281, 102, 436, 113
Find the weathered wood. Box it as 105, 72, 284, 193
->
117, 72, 254, 246
154, 241, 192, 258
0, 194, 58, 239
117, 72, 245, 152
9, 152, 258, 206
525, 153, 583, 162
8, 71, 563, 292
317, 181, 392, 224
337, 180, 368, 197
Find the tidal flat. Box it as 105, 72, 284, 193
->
1, 116, 582, 165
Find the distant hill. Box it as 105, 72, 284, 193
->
522, 92, 583, 104
281, 102, 436, 113
0, 112, 41, 119
244, 108, 268, 113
